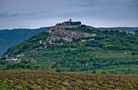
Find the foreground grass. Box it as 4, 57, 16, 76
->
0, 72, 138, 90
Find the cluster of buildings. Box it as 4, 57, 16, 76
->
98, 28, 136, 35
40, 29, 96, 48
49, 28, 96, 39
0, 54, 24, 63
39, 19, 96, 48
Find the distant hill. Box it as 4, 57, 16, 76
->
0, 27, 48, 55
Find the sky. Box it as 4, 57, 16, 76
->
0, 0, 138, 29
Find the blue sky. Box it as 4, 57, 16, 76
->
0, 0, 138, 29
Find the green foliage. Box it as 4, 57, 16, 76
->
1, 26, 138, 74
4, 32, 50, 56
0, 83, 9, 90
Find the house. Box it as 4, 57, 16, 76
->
16, 54, 25, 58
5, 57, 21, 63
62, 36, 73, 42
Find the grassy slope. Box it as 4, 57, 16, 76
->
1, 26, 138, 74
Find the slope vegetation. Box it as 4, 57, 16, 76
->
0, 25, 138, 74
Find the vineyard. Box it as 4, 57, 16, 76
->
0, 72, 138, 90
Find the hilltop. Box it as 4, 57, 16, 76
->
0, 19, 138, 74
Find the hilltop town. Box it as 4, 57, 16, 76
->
40, 19, 96, 48
0, 19, 138, 74
1, 19, 97, 63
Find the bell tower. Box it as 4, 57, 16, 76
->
69, 19, 72, 22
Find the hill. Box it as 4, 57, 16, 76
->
0, 20, 138, 74
0, 27, 48, 55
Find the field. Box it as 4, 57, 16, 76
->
0, 72, 138, 90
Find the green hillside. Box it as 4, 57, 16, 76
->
0, 27, 48, 55
0, 25, 138, 74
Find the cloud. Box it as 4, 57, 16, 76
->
0, 0, 137, 28
72, 0, 100, 7
120, 0, 138, 7
0, 9, 54, 18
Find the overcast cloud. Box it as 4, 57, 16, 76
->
0, 0, 138, 29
